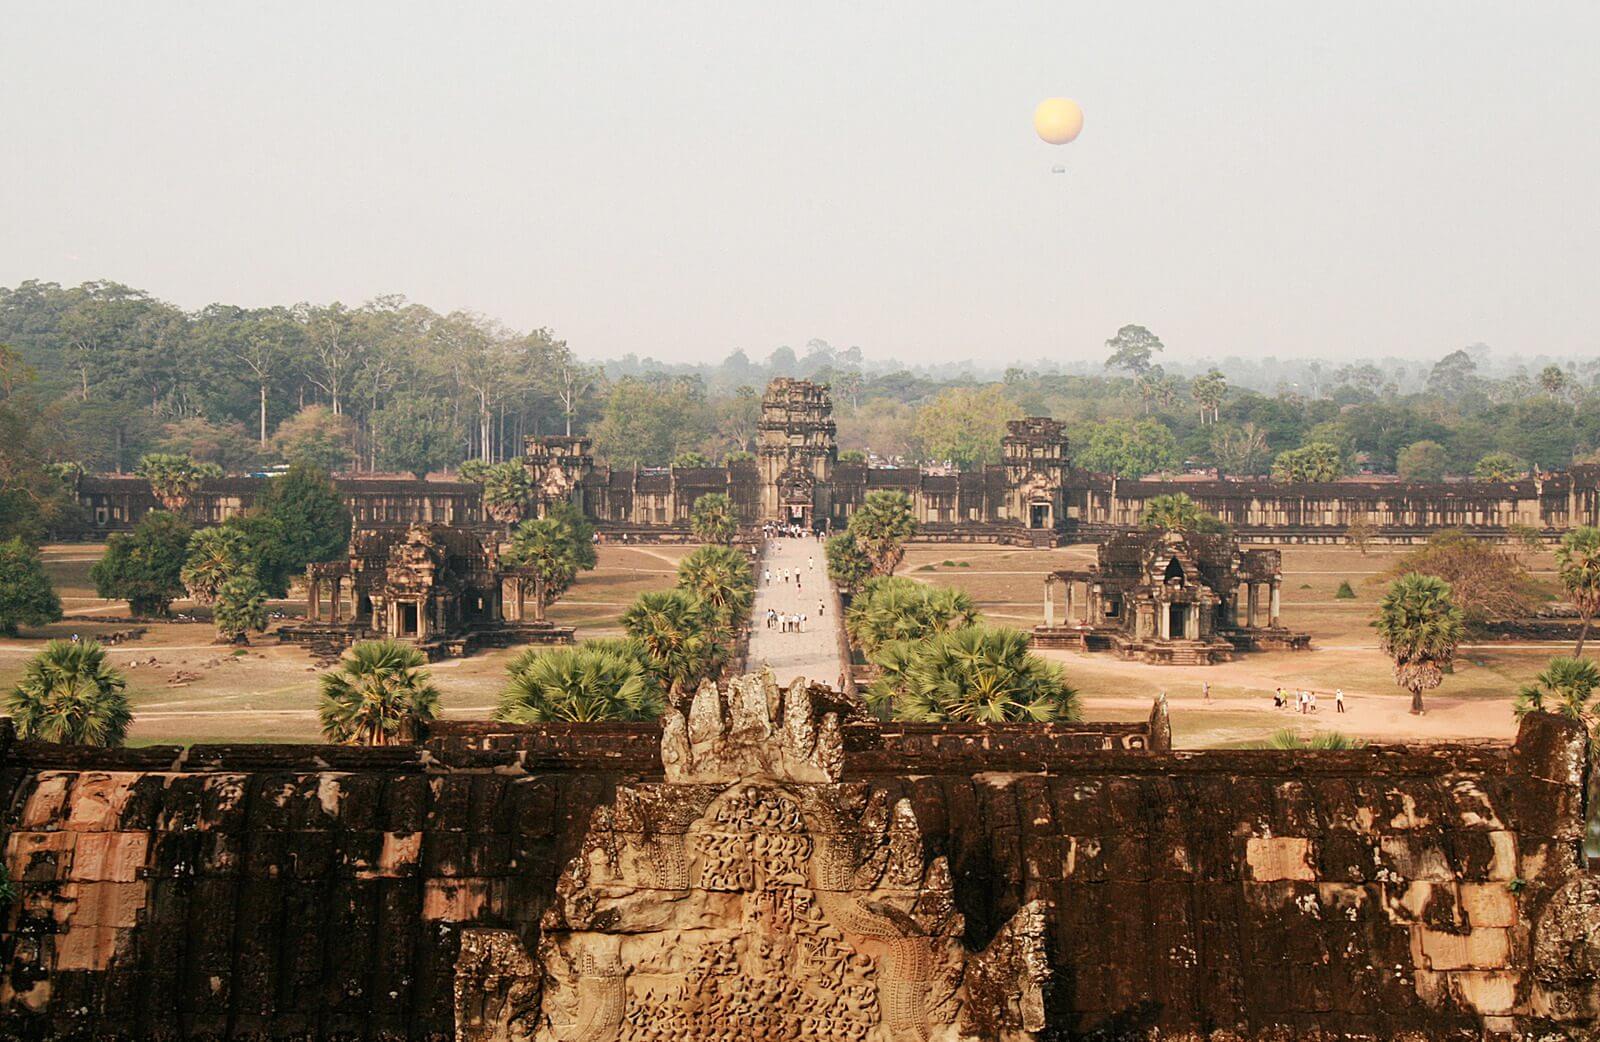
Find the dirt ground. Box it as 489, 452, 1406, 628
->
0, 543, 692, 746
2, 540, 1569, 749
900, 541, 1565, 748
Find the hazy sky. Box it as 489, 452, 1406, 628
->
5, 3, 1598, 365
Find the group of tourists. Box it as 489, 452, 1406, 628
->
764, 608, 810, 632
760, 521, 823, 541
762, 557, 816, 590
1272, 686, 1344, 714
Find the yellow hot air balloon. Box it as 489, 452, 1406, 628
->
1034, 98, 1084, 145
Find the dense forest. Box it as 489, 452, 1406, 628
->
4, 280, 1600, 544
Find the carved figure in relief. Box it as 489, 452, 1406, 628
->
456, 672, 1049, 1042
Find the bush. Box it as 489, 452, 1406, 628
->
91, 511, 192, 617
0, 538, 62, 635
1335, 580, 1356, 599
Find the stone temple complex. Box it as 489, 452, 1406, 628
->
1032, 529, 1312, 664
282, 524, 573, 659
61, 379, 1600, 545
3, 672, 1600, 1038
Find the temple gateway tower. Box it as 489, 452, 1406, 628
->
758, 378, 837, 526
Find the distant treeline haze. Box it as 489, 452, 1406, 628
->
3, 281, 1599, 488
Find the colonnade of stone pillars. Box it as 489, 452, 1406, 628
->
307, 576, 352, 624
1233, 580, 1281, 629
1043, 577, 1091, 627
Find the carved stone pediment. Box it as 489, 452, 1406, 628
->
456, 671, 1050, 1042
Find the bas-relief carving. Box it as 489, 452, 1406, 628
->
457, 670, 1049, 1042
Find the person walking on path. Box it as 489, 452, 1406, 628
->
1335, 688, 1345, 713
1202, 681, 1211, 703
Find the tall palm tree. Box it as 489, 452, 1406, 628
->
675, 545, 755, 630
1557, 526, 1600, 655
317, 640, 441, 745
1514, 656, 1600, 728
689, 493, 739, 545
181, 526, 253, 605
847, 491, 916, 577
1137, 493, 1223, 534
213, 572, 268, 644
621, 590, 723, 696
1375, 573, 1464, 715
136, 453, 222, 514
497, 640, 666, 723
505, 504, 598, 622
845, 577, 977, 656
867, 625, 1080, 724
480, 462, 535, 524
5, 640, 132, 746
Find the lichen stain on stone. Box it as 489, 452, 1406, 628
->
1244, 836, 1314, 881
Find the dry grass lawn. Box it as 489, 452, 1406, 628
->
1, 540, 1571, 749
0, 544, 693, 746
900, 541, 1566, 748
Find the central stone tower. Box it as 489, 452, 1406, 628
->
758, 378, 837, 525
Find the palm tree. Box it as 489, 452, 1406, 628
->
5, 640, 132, 746
845, 577, 977, 656
1137, 493, 1222, 534
675, 545, 755, 630
867, 625, 1080, 723
621, 590, 723, 696
825, 531, 874, 596
1514, 656, 1600, 728
1538, 363, 1568, 398
1191, 369, 1227, 425
213, 572, 268, 644
1375, 573, 1464, 715
689, 493, 739, 545
136, 453, 222, 513
496, 640, 666, 723
846, 491, 917, 577
317, 640, 441, 745
181, 526, 253, 605
480, 462, 535, 524
505, 504, 598, 622
1557, 526, 1600, 655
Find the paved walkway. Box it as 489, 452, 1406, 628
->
746, 535, 846, 688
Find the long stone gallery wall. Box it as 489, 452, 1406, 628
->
2, 679, 1598, 1040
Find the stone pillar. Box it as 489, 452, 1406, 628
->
308, 578, 322, 622
330, 578, 343, 623
1158, 601, 1170, 641
1188, 603, 1200, 640
1044, 578, 1055, 628
1269, 582, 1281, 628
1246, 583, 1259, 629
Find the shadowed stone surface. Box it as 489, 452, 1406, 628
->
1, 695, 1597, 1040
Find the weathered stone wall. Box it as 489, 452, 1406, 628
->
2, 714, 1595, 1039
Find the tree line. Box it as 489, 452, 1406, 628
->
9, 283, 1600, 551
